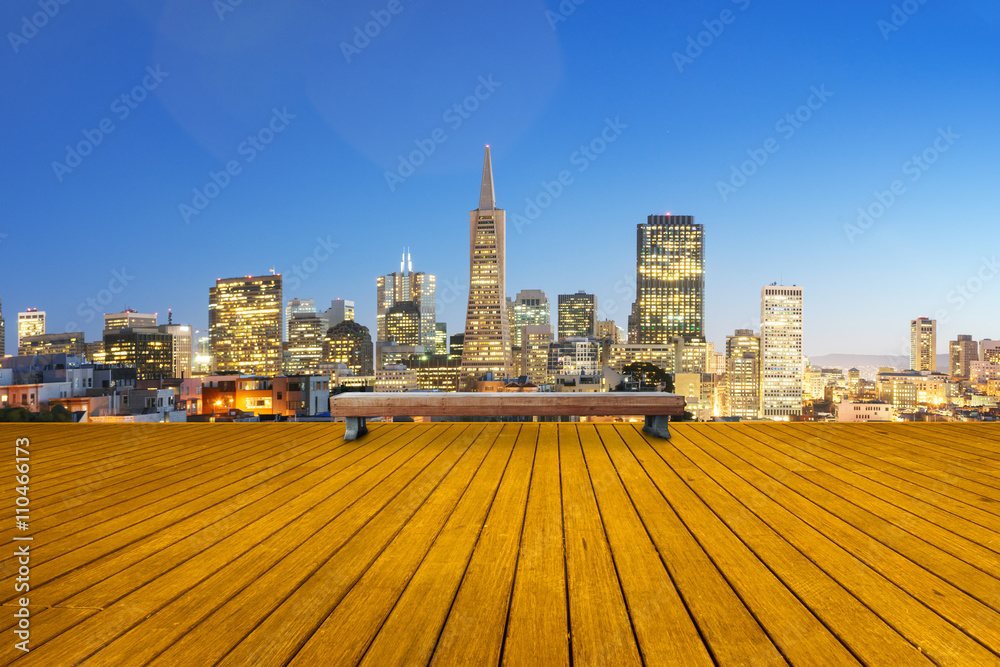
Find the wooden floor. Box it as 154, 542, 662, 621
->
2, 422, 1000, 666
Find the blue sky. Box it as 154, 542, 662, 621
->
2, 0, 998, 357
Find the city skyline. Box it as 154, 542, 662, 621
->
2, 3, 998, 358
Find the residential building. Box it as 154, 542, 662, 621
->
837, 400, 892, 422
628, 215, 704, 344
209, 274, 283, 376
760, 285, 804, 420
910, 317, 936, 372
557, 292, 596, 341
460, 146, 513, 386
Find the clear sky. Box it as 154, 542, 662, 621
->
2, 0, 998, 357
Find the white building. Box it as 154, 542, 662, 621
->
17, 310, 46, 350
910, 317, 936, 372
837, 400, 892, 422
760, 285, 803, 420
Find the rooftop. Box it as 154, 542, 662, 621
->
3, 422, 1000, 665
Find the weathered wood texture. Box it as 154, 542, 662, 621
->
2, 421, 999, 666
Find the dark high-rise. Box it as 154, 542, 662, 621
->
628, 215, 704, 344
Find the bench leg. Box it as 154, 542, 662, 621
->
643, 415, 672, 440
344, 417, 368, 441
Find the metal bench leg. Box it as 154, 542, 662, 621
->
643, 415, 672, 439
344, 417, 368, 441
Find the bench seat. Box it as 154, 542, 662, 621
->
330, 392, 685, 440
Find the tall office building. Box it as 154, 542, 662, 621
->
19, 332, 86, 357
726, 329, 760, 419
324, 320, 374, 377
104, 329, 174, 380
760, 285, 804, 419
287, 312, 327, 373
376, 252, 436, 351
628, 215, 704, 344
981, 339, 1000, 364
104, 310, 157, 332
557, 292, 596, 341
460, 146, 513, 386
949, 334, 978, 378
325, 299, 355, 328
435, 322, 448, 356
209, 274, 283, 376
521, 324, 554, 386
17, 309, 46, 350
285, 298, 316, 342
510, 289, 551, 348
910, 317, 936, 372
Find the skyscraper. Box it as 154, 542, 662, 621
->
285, 298, 316, 342
324, 320, 374, 377
460, 146, 513, 386
629, 215, 704, 344
104, 310, 157, 332
209, 274, 283, 376
510, 289, 551, 348
760, 285, 803, 420
325, 299, 355, 328
949, 334, 978, 378
910, 318, 936, 372
434, 322, 448, 355
557, 291, 596, 341
17, 309, 46, 350
159, 313, 194, 379
376, 252, 436, 351
726, 329, 760, 419
287, 312, 327, 373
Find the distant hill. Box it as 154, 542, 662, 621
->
807, 354, 949, 381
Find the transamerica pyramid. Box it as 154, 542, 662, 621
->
459, 146, 513, 389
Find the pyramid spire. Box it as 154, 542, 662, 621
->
478, 145, 496, 210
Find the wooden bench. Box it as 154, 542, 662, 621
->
329, 392, 685, 441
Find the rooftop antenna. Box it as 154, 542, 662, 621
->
407, 247, 412, 273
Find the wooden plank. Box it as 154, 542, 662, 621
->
578, 425, 713, 665
13, 424, 460, 666
710, 424, 1000, 588
0, 606, 98, 664
673, 426, 1000, 665
428, 425, 538, 666
749, 424, 1000, 541
502, 423, 570, 667
272, 424, 516, 667
330, 391, 684, 417
26, 425, 411, 609
559, 425, 643, 666
354, 425, 521, 665
595, 425, 786, 666
623, 425, 906, 666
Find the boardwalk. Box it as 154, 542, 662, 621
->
2, 422, 1000, 665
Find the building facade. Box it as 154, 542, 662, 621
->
949, 334, 978, 378
19, 332, 86, 357
510, 289, 551, 348
323, 320, 374, 377
628, 215, 704, 344
376, 252, 436, 353
760, 285, 804, 419
325, 299, 355, 329
460, 146, 513, 386
910, 317, 936, 372
105, 310, 157, 332
726, 329, 760, 419
287, 312, 327, 373
159, 320, 193, 379
17, 309, 46, 350
557, 292, 597, 341
285, 298, 316, 342
209, 274, 283, 376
